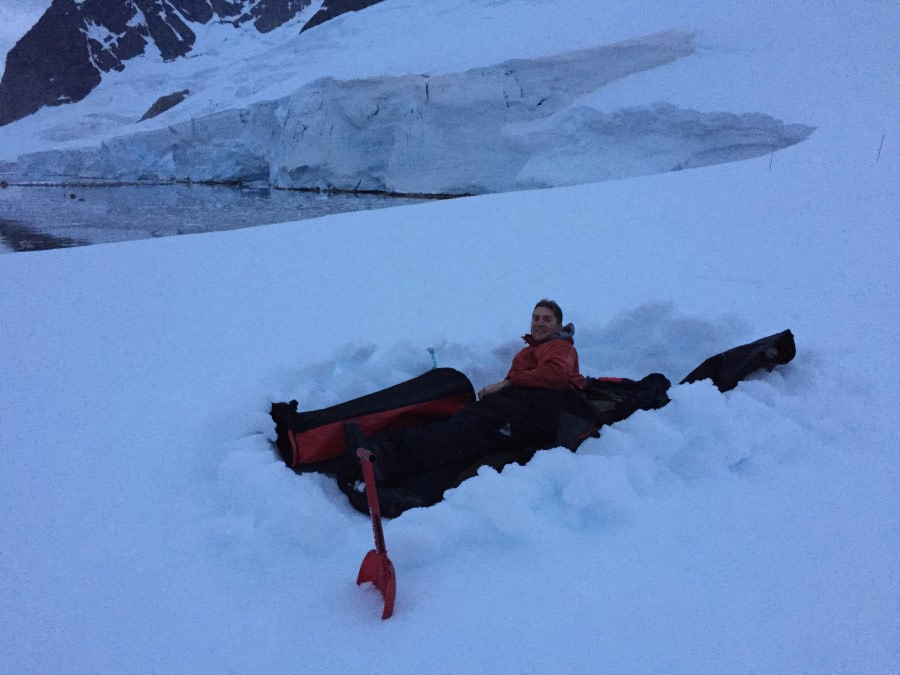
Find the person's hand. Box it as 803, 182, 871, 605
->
478, 379, 510, 399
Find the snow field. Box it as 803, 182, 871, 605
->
1, 0, 898, 670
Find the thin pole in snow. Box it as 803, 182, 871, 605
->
876, 133, 885, 163
768, 149, 775, 170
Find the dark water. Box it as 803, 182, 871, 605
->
0, 184, 430, 253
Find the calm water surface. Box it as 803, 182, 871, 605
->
0, 184, 430, 253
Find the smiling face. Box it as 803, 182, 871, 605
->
530, 306, 561, 342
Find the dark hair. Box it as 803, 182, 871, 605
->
534, 298, 563, 325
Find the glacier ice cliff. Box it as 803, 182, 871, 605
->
3, 32, 814, 195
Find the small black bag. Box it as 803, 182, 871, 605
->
583, 373, 673, 426
680, 329, 796, 392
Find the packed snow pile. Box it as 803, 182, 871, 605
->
2, 31, 812, 194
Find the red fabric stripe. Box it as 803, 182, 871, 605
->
287, 427, 300, 467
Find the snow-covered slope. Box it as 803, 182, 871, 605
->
2, 141, 896, 672
0, 0, 898, 671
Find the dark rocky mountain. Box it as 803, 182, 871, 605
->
0, 0, 384, 127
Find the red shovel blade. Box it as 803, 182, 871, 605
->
356, 447, 396, 620
357, 549, 396, 620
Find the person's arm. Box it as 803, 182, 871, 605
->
478, 379, 510, 399
507, 340, 578, 389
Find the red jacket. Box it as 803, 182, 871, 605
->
506, 327, 586, 391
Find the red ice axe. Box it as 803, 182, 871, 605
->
355, 447, 396, 620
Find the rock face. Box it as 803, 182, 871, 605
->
4, 32, 816, 195
301, 0, 383, 33
0, 0, 385, 127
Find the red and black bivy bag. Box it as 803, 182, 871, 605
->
270, 367, 476, 473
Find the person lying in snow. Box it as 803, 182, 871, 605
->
341, 298, 595, 484
270, 302, 795, 517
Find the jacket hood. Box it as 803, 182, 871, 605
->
524, 322, 576, 345
556, 322, 576, 341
